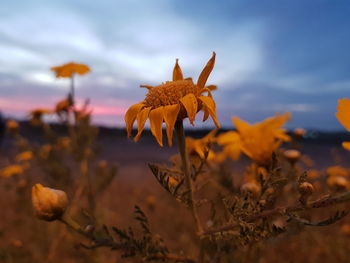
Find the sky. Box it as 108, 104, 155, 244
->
0, 0, 349, 130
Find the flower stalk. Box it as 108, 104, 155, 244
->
175, 121, 203, 234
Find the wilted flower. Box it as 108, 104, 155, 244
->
0, 165, 24, 177
125, 53, 219, 146
31, 184, 68, 221
15, 151, 33, 162
51, 62, 90, 78
335, 98, 350, 151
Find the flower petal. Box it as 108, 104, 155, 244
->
198, 96, 220, 128
173, 59, 184, 81
124, 103, 144, 137
149, 107, 164, 146
134, 107, 152, 142
180, 93, 198, 126
343, 141, 350, 151
232, 117, 251, 133
336, 98, 350, 132
197, 52, 216, 90
163, 104, 180, 146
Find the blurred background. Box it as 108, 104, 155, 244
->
1, 0, 349, 130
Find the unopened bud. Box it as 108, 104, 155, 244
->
31, 184, 68, 221
284, 149, 301, 164
294, 128, 306, 138
6, 120, 19, 134
299, 182, 314, 196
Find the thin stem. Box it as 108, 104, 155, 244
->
175, 121, 203, 234
70, 74, 75, 105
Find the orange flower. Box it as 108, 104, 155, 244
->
125, 53, 219, 146
51, 62, 90, 78
220, 113, 291, 166
30, 108, 51, 126
336, 98, 350, 151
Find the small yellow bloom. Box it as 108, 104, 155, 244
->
326, 166, 349, 178
30, 108, 51, 126
216, 131, 241, 161
15, 151, 33, 162
336, 98, 350, 151
125, 53, 220, 146
6, 119, 19, 133
293, 128, 306, 138
31, 184, 68, 221
0, 165, 23, 177
51, 62, 91, 78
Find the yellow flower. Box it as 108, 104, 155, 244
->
31, 184, 68, 221
186, 129, 217, 159
51, 62, 91, 78
222, 113, 291, 166
125, 53, 220, 146
30, 108, 51, 126
336, 98, 350, 151
15, 151, 33, 162
6, 119, 19, 133
326, 166, 349, 178
0, 165, 24, 177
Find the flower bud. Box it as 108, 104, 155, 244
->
298, 182, 314, 196
241, 182, 261, 197
283, 149, 301, 164
6, 120, 19, 134
293, 128, 306, 138
31, 184, 68, 221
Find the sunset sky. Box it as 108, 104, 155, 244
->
1, 0, 349, 130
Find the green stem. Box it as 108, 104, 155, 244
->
174, 121, 203, 234
60, 214, 90, 239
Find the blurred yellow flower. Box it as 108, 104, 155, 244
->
51, 62, 91, 78
55, 98, 72, 114
326, 166, 349, 178
223, 113, 291, 166
31, 184, 69, 221
186, 129, 217, 160
30, 108, 51, 126
6, 119, 19, 133
0, 165, 24, 177
15, 151, 33, 162
125, 53, 219, 146
336, 98, 350, 151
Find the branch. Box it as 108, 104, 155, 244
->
202, 190, 350, 236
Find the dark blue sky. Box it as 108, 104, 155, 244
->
0, 0, 349, 130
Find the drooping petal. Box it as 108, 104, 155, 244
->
124, 103, 144, 137
197, 52, 216, 90
173, 59, 184, 81
198, 96, 220, 128
343, 142, 350, 151
203, 107, 209, 122
149, 107, 164, 146
180, 93, 198, 126
163, 104, 180, 146
336, 98, 350, 132
134, 107, 152, 142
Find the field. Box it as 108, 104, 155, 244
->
1, 121, 350, 263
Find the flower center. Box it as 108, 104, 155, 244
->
144, 80, 198, 108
